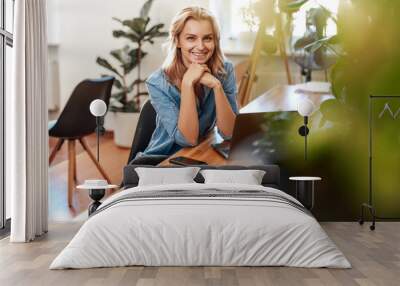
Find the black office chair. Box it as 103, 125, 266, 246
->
126, 100, 168, 166
48, 76, 114, 206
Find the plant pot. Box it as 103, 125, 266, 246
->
104, 111, 116, 131
112, 111, 140, 148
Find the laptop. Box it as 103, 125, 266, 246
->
212, 111, 300, 163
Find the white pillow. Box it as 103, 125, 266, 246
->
135, 167, 200, 186
200, 169, 266, 185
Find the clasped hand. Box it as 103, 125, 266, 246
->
182, 63, 221, 89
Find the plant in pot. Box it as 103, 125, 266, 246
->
96, 0, 167, 147
292, 5, 338, 82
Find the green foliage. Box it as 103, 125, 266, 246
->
311, 0, 400, 216
293, 4, 338, 71
279, 0, 309, 14
96, 0, 167, 112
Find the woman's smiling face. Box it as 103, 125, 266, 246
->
178, 18, 215, 66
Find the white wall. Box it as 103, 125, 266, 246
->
48, 0, 208, 109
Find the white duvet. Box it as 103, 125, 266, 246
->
50, 183, 351, 269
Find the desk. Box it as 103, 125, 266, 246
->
160, 84, 333, 166
240, 85, 333, 113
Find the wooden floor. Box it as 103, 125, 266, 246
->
48, 132, 129, 221
1, 222, 399, 286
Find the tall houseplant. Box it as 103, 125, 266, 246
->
96, 0, 167, 147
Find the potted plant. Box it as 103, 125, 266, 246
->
292, 5, 338, 82
96, 0, 167, 147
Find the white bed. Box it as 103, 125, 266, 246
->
50, 183, 351, 269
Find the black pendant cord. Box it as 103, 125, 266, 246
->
298, 116, 309, 161
88, 116, 106, 216
304, 126, 307, 161
304, 116, 308, 161
96, 116, 100, 162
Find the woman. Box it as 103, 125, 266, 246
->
142, 6, 238, 157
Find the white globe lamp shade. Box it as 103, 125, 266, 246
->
90, 99, 107, 117
297, 99, 315, 117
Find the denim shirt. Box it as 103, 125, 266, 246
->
140, 60, 238, 157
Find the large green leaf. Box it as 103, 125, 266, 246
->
294, 33, 317, 50
111, 91, 126, 101
96, 57, 122, 77
112, 17, 123, 24
144, 23, 164, 35
305, 40, 323, 54
144, 23, 168, 38
279, 0, 309, 14
326, 35, 339, 45
113, 78, 123, 89
124, 18, 148, 36
112, 30, 140, 42
303, 35, 341, 56
140, 0, 154, 19
143, 18, 151, 33
110, 46, 138, 75
123, 21, 141, 38
110, 48, 125, 64
143, 33, 168, 44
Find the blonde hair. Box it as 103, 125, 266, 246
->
162, 6, 226, 88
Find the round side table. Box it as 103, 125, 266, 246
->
289, 176, 322, 210
77, 183, 118, 216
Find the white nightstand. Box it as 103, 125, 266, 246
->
289, 176, 322, 210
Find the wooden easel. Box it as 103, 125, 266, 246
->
237, 12, 293, 107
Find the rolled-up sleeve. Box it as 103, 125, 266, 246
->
217, 61, 239, 140
146, 82, 196, 147
222, 61, 239, 115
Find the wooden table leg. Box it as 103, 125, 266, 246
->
67, 139, 76, 207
